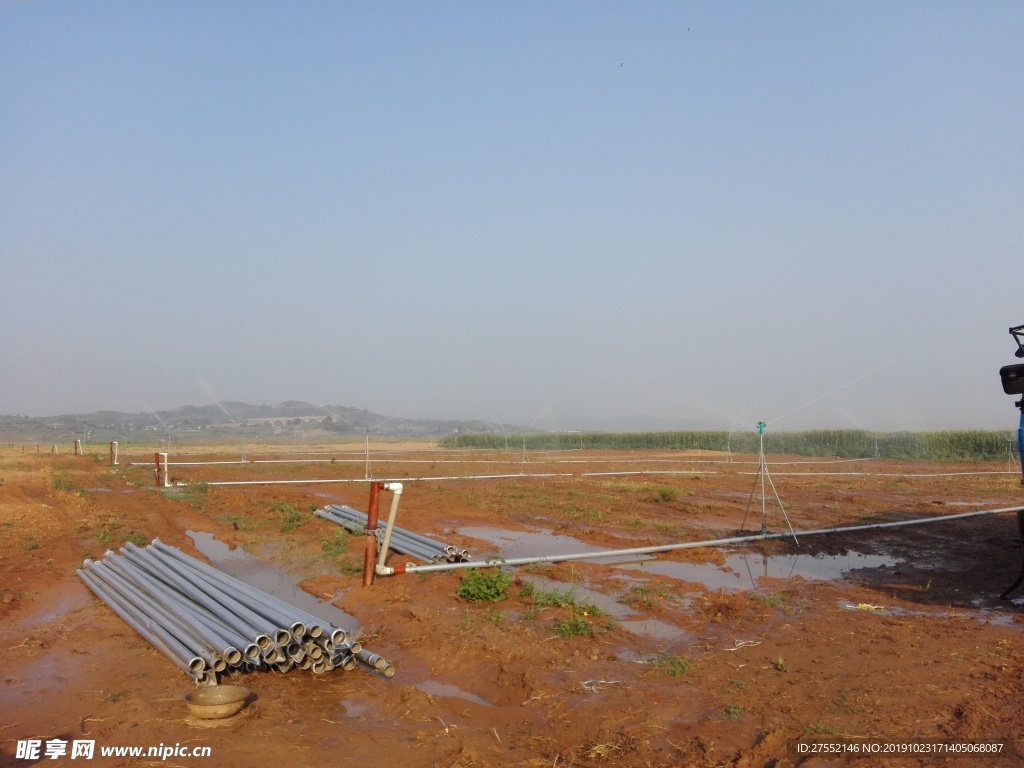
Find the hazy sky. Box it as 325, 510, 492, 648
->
2, 2, 1022, 431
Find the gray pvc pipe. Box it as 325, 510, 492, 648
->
318, 509, 446, 561
78, 567, 204, 675
149, 541, 356, 653
78, 567, 192, 672
88, 558, 216, 671
125, 543, 283, 641
103, 563, 233, 670
149, 541, 294, 615
355, 648, 386, 670
150, 540, 315, 638
326, 505, 451, 552
103, 555, 243, 666
118, 545, 271, 643
161, 555, 318, 643
95, 557, 222, 670
327, 505, 470, 561
151, 549, 306, 640
102, 553, 256, 662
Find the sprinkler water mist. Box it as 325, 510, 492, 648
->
998, 324, 1024, 485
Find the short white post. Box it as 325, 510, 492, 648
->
110, 441, 119, 466
74, 439, 82, 456
159, 452, 170, 487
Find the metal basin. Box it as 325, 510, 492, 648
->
183, 685, 251, 719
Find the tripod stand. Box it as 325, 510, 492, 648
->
740, 422, 799, 545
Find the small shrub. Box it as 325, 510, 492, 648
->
123, 531, 148, 547
521, 583, 603, 615
552, 617, 593, 638
724, 704, 743, 719
320, 530, 349, 556
270, 501, 305, 533
623, 582, 671, 609
96, 521, 121, 546
53, 477, 73, 492
338, 558, 363, 576
656, 487, 679, 503
456, 569, 511, 602
649, 652, 690, 676
774, 656, 788, 673
750, 591, 786, 609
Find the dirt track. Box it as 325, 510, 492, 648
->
2, 442, 1023, 767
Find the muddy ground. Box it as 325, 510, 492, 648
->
2, 441, 1023, 767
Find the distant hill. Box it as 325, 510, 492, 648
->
0, 401, 522, 442
0, 401, 736, 444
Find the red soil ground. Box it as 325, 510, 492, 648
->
2, 442, 1023, 767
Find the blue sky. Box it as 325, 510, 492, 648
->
2, 2, 1022, 430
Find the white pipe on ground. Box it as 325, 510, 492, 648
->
374, 483, 404, 576
390, 505, 1024, 575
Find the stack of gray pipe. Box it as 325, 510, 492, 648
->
77, 539, 394, 685
316, 504, 471, 563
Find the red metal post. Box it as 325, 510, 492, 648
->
361, 481, 385, 587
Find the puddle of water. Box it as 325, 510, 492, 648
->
415, 680, 492, 706
340, 699, 372, 718
459, 526, 649, 564
970, 598, 1024, 630
522, 574, 632, 619
0, 652, 87, 706
837, 600, 908, 618
618, 561, 747, 591
617, 618, 692, 643
186, 531, 358, 633
19, 586, 91, 627
616, 550, 903, 592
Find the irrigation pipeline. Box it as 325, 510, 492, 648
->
201, 467, 1023, 487
737, 470, 1016, 478
77, 540, 394, 683
384, 504, 1024, 576
130, 455, 885, 468
317, 505, 471, 563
